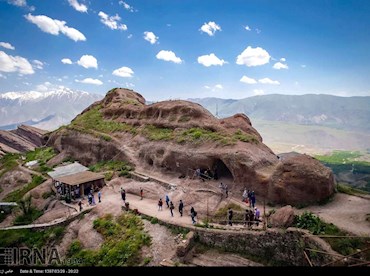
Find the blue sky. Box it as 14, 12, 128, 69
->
0, 0, 369, 100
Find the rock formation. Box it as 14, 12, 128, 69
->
46, 88, 335, 206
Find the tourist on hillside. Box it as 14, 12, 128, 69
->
140, 188, 143, 200
165, 194, 170, 208
244, 209, 249, 227
88, 193, 92, 205
98, 190, 102, 203
254, 207, 261, 227
169, 201, 175, 217
219, 182, 224, 198
158, 198, 163, 211
225, 183, 229, 198
249, 209, 255, 229
190, 206, 197, 224
251, 191, 256, 208
121, 189, 126, 204
179, 200, 184, 217
242, 188, 248, 202
91, 193, 96, 205
78, 200, 83, 212
228, 207, 233, 226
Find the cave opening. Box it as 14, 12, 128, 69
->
213, 159, 233, 181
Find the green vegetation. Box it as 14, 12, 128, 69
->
233, 129, 259, 143
71, 105, 134, 134
213, 203, 244, 223
0, 153, 19, 178
89, 160, 133, 179
143, 125, 173, 141
315, 150, 370, 192
25, 147, 56, 173
42, 190, 55, 199
67, 213, 151, 266
3, 175, 45, 202
337, 183, 369, 196
0, 226, 65, 248
294, 212, 370, 260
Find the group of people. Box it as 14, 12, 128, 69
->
158, 195, 197, 224
242, 188, 256, 208
227, 207, 261, 228
219, 182, 229, 198
78, 189, 102, 211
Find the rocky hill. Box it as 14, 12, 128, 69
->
0, 125, 47, 156
46, 88, 335, 206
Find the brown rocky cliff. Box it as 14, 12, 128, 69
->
47, 88, 335, 206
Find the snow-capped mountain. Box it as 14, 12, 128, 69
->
0, 87, 103, 131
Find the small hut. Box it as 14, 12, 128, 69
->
48, 162, 105, 200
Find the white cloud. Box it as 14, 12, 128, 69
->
256, 28, 261, 34
119, 1, 135, 12
7, 0, 33, 9
156, 50, 182, 64
32, 59, 43, 69
25, 14, 86, 42
236, 46, 270, 67
253, 89, 264, 95
204, 84, 223, 91
98, 11, 127, 30
245, 25, 251, 31
204, 85, 211, 89
197, 53, 226, 67
258, 78, 280, 85
301, 64, 306, 68
77, 55, 98, 69
273, 62, 288, 70
214, 84, 223, 90
61, 58, 72, 64
112, 66, 134, 78
143, 31, 158, 44
127, 34, 133, 39
0, 42, 15, 50
200, 21, 221, 36
0, 51, 34, 74
68, 0, 88, 13
75, 78, 103, 85
36, 82, 51, 92
240, 75, 257, 84
280, 58, 286, 62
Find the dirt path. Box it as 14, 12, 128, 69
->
298, 193, 370, 236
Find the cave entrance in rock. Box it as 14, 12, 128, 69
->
213, 159, 233, 181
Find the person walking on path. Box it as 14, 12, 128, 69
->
91, 193, 96, 206
140, 188, 143, 200
228, 207, 233, 226
158, 198, 163, 211
169, 201, 175, 217
225, 184, 229, 198
178, 200, 184, 217
165, 194, 170, 208
98, 190, 102, 203
78, 200, 83, 212
121, 189, 126, 204
190, 206, 197, 224
251, 191, 256, 209
254, 207, 261, 227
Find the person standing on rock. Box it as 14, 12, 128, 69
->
140, 188, 143, 200
254, 207, 261, 227
169, 201, 175, 217
121, 189, 126, 204
225, 184, 229, 198
98, 190, 102, 203
158, 198, 163, 211
78, 200, 83, 212
178, 200, 184, 217
251, 191, 256, 209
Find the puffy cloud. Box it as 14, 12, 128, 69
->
258, 78, 280, 85
273, 62, 288, 70
98, 11, 127, 30
204, 84, 223, 91
32, 59, 43, 69
36, 81, 51, 92
240, 75, 257, 84
75, 78, 103, 85
61, 58, 72, 64
0, 42, 15, 50
236, 46, 270, 67
0, 51, 34, 74
25, 14, 86, 42
280, 58, 286, 62
68, 0, 87, 13
200, 21, 221, 36
156, 50, 182, 64
245, 25, 251, 31
253, 89, 264, 95
197, 53, 226, 67
119, 1, 135, 12
143, 31, 158, 44
8, 0, 27, 6
112, 66, 134, 78
77, 55, 98, 69
214, 84, 223, 90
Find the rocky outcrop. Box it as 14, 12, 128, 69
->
269, 205, 295, 228
46, 88, 336, 206
0, 125, 47, 156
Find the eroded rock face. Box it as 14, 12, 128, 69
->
269, 205, 295, 228
268, 152, 336, 205
46, 88, 336, 206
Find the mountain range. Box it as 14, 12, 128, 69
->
0, 87, 103, 131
